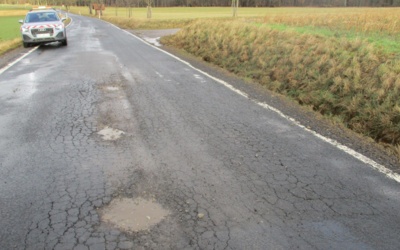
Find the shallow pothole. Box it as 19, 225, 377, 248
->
100, 197, 170, 233
97, 126, 125, 141
106, 86, 119, 91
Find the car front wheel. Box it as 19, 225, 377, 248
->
61, 39, 68, 46
23, 42, 29, 48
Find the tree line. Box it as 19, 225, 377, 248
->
2, 0, 399, 7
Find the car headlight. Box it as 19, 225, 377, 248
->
21, 26, 29, 33
55, 24, 64, 30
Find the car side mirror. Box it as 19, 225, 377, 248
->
19, 20, 24, 24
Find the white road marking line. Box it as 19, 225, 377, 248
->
110, 21, 400, 184
257, 102, 400, 183
0, 47, 38, 76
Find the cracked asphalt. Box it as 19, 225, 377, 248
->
0, 14, 399, 250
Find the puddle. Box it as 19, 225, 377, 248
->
97, 126, 125, 141
101, 197, 170, 232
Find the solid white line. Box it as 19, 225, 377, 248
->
107, 21, 400, 184
0, 47, 38, 76
256, 102, 400, 183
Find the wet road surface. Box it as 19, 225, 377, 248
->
0, 14, 400, 250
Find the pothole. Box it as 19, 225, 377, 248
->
100, 197, 170, 233
97, 126, 125, 141
106, 86, 119, 91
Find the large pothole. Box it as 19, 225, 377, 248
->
100, 197, 170, 233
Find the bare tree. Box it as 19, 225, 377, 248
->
147, 0, 153, 19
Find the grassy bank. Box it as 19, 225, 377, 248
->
162, 17, 400, 153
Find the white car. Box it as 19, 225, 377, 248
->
19, 8, 67, 48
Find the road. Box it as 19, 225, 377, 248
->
0, 14, 399, 250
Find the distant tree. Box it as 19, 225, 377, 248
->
232, 0, 239, 17
147, 0, 153, 18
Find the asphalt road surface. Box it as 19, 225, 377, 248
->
1, 14, 400, 250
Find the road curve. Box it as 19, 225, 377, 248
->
0, 14, 399, 250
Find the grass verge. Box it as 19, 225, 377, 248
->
161, 19, 400, 156
0, 38, 21, 55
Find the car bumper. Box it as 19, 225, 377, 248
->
22, 31, 66, 43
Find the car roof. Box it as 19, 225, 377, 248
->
29, 9, 57, 13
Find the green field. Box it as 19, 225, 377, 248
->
0, 4, 28, 54
0, 16, 24, 41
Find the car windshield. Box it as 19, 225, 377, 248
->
25, 12, 59, 23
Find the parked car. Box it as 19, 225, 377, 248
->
19, 7, 67, 48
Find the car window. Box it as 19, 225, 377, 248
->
25, 12, 59, 23
47, 13, 58, 21
26, 13, 40, 23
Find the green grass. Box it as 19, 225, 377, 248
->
261, 23, 400, 54
0, 16, 24, 42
